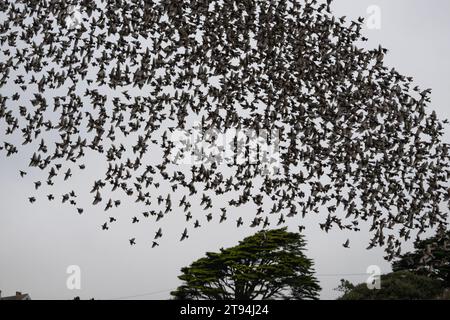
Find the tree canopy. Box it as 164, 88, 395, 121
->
337, 271, 444, 300
392, 230, 450, 287
171, 228, 320, 300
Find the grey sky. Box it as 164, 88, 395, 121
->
1, 0, 449, 300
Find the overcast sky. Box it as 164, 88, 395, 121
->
1, 0, 450, 300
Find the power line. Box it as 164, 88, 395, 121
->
109, 288, 174, 300
106, 273, 379, 300
316, 273, 369, 277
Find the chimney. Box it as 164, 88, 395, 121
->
16, 291, 22, 296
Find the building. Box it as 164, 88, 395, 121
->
0, 291, 31, 300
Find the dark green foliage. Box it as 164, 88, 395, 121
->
338, 271, 444, 300
392, 231, 450, 287
334, 279, 355, 295
171, 228, 321, 300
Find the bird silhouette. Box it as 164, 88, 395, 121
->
0, 0, 448, 261
343, 239, 350, 248
154, 228, 162, 239
180, 228, 189, 242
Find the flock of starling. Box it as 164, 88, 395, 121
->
0, 0, 449, 260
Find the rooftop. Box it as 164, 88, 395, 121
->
0, 291, 31, 300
